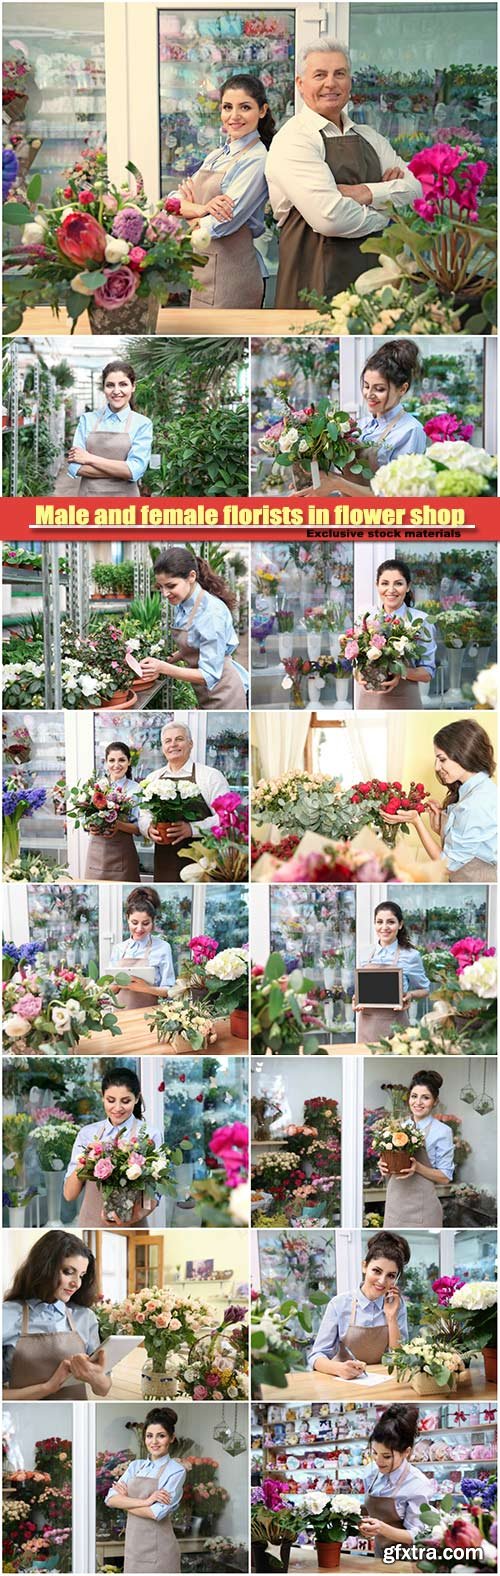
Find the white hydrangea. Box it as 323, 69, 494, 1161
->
371, 455, 438, 496
426, 441, 497, 477
450, 1280, 497, 1310
459, 954, 497, 998
205, 948, 247, 982
473, 664, 497, 710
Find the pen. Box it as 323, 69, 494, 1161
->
343, 1344, 367, 1373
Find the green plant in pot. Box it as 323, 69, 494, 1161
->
449, 1280, 497, 1385
251, 1480, 303, 1572
297, 1491, 362, 1570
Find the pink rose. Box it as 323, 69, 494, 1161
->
193, 1385, 208, 1399
135, 1312, 146, 1324
344, 640, 359, 660
16, 994, 43, 1020
93, 266, 139, 311
129, 246, 147, 269
94, 1157, 114, 1180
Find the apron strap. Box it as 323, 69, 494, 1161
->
349, 1294, 357, 1324
371, 411, 406, 451
21, 1303, 30, 1335
65, 1307, 77, 1333
184, 585, 206, 632
214, 136, 261, 175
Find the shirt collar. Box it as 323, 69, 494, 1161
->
370, 402, 404, 428
103, 1115, 134, 1136
298, 102, 356, 135
163, 750, 196, 778
357, 1286, 385, 1312
30, 1299, 68, 1314
104, 403, 131, 423
458, 772, 487, 800
147, 1453, 170, 1467
222, 130, 262, 155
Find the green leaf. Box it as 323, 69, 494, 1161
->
268, 982, 286, 1023
27, 174, 42, 203
297, 1309, 312, 1332
87, 959, 98, 980
78, 269, 107, 289
3, 201, 32, 225
66, 288, 90, 325
260, 1355, 289, 1386
279, 1300, 296, 1317
251, 1330, 267, 1348
265, 952, 286, 981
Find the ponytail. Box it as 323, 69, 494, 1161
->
154, 547, 235, 613
220, 74, 276, 149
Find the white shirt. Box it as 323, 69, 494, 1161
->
137, 752, 230, 838
266, 103, 422, 235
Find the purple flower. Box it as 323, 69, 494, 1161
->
3, 146, 18, 202
3, 781, 47, 818
223, 1305, 247, 1325
112, 207, 146, 245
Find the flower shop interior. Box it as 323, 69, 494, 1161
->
3, 538, 249, 713
250, 1054, 497, 1228
250, 540, 497, 709
250, 880, 497, 1053
3, 1224, 249, 1401
3, 708, 249, 883
2, 337, 250, 498
4, 1399, 249, 1573
2, 0, 496, 333
3, 1051, 248, 1228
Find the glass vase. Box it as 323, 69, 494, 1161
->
443, 644, 465, 701
43, 1169, 64, 1224
278, 632, 294, 661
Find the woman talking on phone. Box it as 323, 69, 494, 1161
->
308, 1230, 409, 1379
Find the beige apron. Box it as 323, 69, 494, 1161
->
78, 1120, 151, 1228
78, 409, 140, 496
449, 857, 497, 882
363, 1459, 411, 1559
384, 1131, 443, 1228
116, 934, 155, 1011
175, 587, 247, 709
275, 128, 382, 308
152, 762, 212, 882
84, 784, 141, 883
357, 946, 409, 1045
9, 1303, 88, 1399
123, 1468, 181, 1574
338, 1294, 389, 1365
189, 141, 264, 308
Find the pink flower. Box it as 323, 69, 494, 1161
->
370, 634, 386, 649
424, 413, 474, 443
56, 212, 107, 265
129, 246, 147, 269
94, 1156, 114, 1180
193, 1385, 208, 1398
344, 640, 359, 659
16, 994, 43, 1020
135, 1312, 146, 1324
93, 266, 139, 311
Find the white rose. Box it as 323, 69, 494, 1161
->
366, 645, 382, 661
281, 675, 293, 690
104, 236, 130, 263
3, 1014, 30, 1040
126, 1163, 143, 1180
473, 664, 497, 710
22, 219, 46, 245
279, 428, 299, 452
298, 438, 309, 454
51, 1004, 72, 1032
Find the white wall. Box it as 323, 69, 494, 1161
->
96, 1403, 248, 1542
4, 1401, 73, 1472
363, 1058, 497, 1194
252, 1057, 342, 1126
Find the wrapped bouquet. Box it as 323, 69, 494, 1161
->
66, 776, 135, 834
75, 1127, 191, 1222
258, 399, 373, 490
340, 611, 431, 689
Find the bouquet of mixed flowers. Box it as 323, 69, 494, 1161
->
349, 777, 429, 847
3, 147, 205, 335
340, 611, 431, 688
370, 1112, 424, 1167
191, 1122, 249, 1228
416, 1481, 497, 1572
371, 443, 496, 498
3, 959, 123, 1053
178, 792, 249, 883
75, 1127, 191, 1222
258, 399, 373, 489
253, 836, 400, 885
435, 604, 496, 646
382, 1334, 476, 1392
136, 775, 209, 832
148, 997, 218, 1051
280, 654, 345, 705
66, 775, 135, 834
32, 1120, 79, 1173
367, 1019, 475, 1057
3, 774, 46, 867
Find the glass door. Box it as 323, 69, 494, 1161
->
3, 3, 106, 202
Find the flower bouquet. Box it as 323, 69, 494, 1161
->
3, 852, 69, 882
340, 611, 431, 688
253, 835, 399, 885
66, 775, 135, 834
421, 938, 497, 1052
382, 1334, 477, 1396
259, 399, 372, 491
348, 777, 429, 848
280, 654, 342, 706
75, 1127, 190, 1222
3, 147, 205, 336
148, 997, 218, 1053
3, 960, 123, 1053
435, 604, 496, 647
251, 771, 353, 840
370, 1112, 424, 1174
371, 443, 496, 497
416, 1482, 497, 1573
135, 775, 209, 841
32, 1119, 79, 1173
178, 793, 249, 883
3, 774, 46, 867
97, 1283, 226, 1397
296, 1490, 362, 1566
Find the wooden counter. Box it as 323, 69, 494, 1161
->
290, 1552, 410, 1573
15, 305, 319, 338
258, 1359, 493, 1403
81, 1007, 248, 1056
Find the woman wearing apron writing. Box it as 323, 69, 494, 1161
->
382, 719, 497, 881
63, 1067, 161, 1228
108, 887, 175, 1010
84, 741, 141, 882
308, 1230, 409, 1380
381, 1070, 454, 1228
3, 1231, 110, 1399
296, 342, 427, 498
360, 1405, 435, 1557
168, 75, 273, 309
355, 558, 436, 711
106, 1406, 186, 1574
139, 547, 248, 709
354, 900, 430, 1046
68, 360, 152, 496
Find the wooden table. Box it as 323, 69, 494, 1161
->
259, 1360, 493, 1403
15, 305, 319, 338
82, 1008, 248, 1056
290, 1552, 409, 1573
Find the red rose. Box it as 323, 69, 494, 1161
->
157, 1082, 165, 1092
392, 781, 402, 789
415, 783, 425, 794
56, 211, 106, 265
63, 185, 73, 198
78, 188, 94, 204
93, 266, 139, 310
351, 793, 361, 803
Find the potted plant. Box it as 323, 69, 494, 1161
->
136, 776, 210, 842
382, 1334, 476, 1395
298, 1491, 362, 1569
370, 1112, 424, 1173
251, 1480, 303, 1572
449, 1280, 497, 1384
148, 997, 218, 1053
204, 947, 249, 1039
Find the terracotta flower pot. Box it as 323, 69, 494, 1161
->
100, 688, 136, 709
483, 1345, 497, 1384
316, 1541, 342, 1569
382, 1148, 417, 1175
230, 1008, 249, 1040
154, 821, 174, 844
131, 676, 152, 691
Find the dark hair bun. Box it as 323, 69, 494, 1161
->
366, 1230, 411, 1270
362, 339, 420, 390
144, 1406, 178, 1433
409, 1069, 443, 1100
371, 1402, 419, 1451
126, 886, 160, 915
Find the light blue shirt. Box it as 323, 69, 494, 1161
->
106, 1454, 186, 1521
3, 1298, 100, 1385
360, 403, 427, 461
365, 604, 436, 679
363, 1461, 436, 1534
417, 1115, 454, 1179
443, 772, 497, 872
361, 941, 430, 995
308, 1287, 408, 1369
65, 1115, 163, 1179
109, 935, 176, 990
184, 132, 269, 273
174, 587, 249, 693
68, 404, 153, 482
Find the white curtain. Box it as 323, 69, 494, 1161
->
252, 712, 310, 779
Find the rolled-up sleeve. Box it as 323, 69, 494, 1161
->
308, 1296, 342, 1368
428, 1122, 454, 1180
151, 1464, 186, 1521
126, 416, 153, 483
157, 942, 176, 989
67, 412, 89, 477
405, 949, 431, 992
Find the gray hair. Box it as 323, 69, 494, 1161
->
161, 721, 193, 746
297, 37, 351, 75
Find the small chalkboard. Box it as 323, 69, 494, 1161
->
355, 966, 403, 1008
